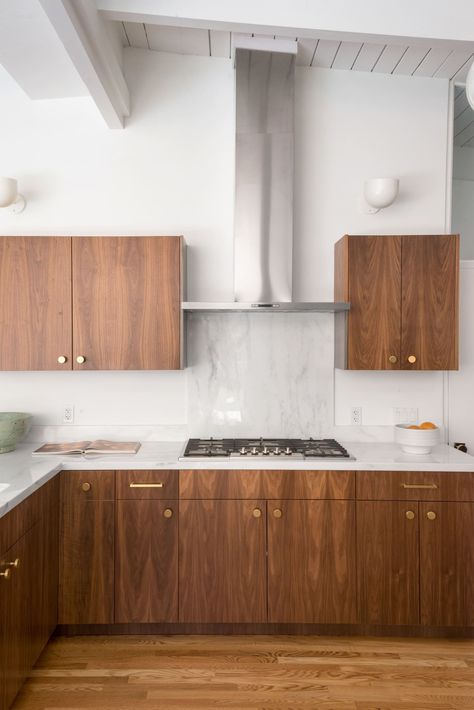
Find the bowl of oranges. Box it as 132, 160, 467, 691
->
395, 421, 440, 454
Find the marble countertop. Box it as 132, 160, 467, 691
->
0, 441, 473, 520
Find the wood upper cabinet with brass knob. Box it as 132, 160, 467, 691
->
0, 235, 184, 371
334, 234, 459, 370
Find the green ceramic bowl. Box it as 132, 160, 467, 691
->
0, 413, 32, 454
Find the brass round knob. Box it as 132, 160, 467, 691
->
427, 511, 437, 521
388, 355, 398, 364
7, 558, 20, 568
0, 568, 11, 579
81, 482, 91, 492
252, 508, 262, 518
57, 355, 67, 364
76, 355, 86, 364
408, 355, 417, 364
273, 508, 283, 519
163, 508, 173, 519
405, 510, 415, 520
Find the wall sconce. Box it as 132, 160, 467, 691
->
0, 177, 26, 214
466, 61, 474, 110
361, 177, 399, 214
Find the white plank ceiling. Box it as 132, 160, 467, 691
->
121, 22, 474, 78
120, 22, 474, 146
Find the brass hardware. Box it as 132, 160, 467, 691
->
252, 508, 262, 518
405, 510, 415, 520
273, 508, 283, 519
57, 355, 67, 364
401, 483, 438, 490
389, 355, 398, 364
129, 482, 164, 488
407, 355, 417, 364
163, 508, 173, 519
6, 558, 20, 568
426, 511, 437, 521
76, 355, 86, 364
0, 568, 11, 579
81, 482, 91, 492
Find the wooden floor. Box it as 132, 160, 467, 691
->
12, 634, 474, 709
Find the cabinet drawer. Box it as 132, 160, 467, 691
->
179, 470, 354, 500
116, 470, 178, 499
60, 470, 115, 502
357, 471, 474, 501
0, 482, 48, 555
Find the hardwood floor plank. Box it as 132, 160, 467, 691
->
12, 635, 474, 710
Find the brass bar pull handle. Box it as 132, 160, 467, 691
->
0, 569, 11, 579
401, 483, 438, 489
6, 558, 20, 568
129, 482, 164, 488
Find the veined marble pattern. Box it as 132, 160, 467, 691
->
186, 313, 334, 438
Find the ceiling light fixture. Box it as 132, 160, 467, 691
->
0, 177, 26, 214
361, 177, 399, 214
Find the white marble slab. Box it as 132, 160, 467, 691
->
0, 441, 473, 521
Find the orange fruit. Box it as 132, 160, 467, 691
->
408, 425, 420, 429
419, 421, 437, 429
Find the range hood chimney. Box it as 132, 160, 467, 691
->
182, 36, 349, 314
234, 46, 294, 303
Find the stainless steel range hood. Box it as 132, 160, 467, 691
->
183, 40, 349, 314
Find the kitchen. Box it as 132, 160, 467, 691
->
1, 1, 474, 708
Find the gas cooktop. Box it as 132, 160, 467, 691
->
179, 438, 353, 461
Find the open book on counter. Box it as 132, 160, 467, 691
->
32, 440, 141, 456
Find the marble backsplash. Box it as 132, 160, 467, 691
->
186, 312, 335, 438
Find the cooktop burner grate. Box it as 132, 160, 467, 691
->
180, 438, 352, 460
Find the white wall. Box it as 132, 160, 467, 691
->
0, 49, 452, 439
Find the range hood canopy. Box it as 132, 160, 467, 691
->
184, 35, 349, 314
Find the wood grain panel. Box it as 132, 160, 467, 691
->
357, 501, 420, 625
268, 501, 357, 623
401, 235, 459, 370
179, 469, 354, 500
0, 237, 72, 370
60, 470, 115, 503
347, 235, 401, 370
179, 500, 266, 623
116, 470, 178, 500
59, 474, 114, 625
72, 236, 183, 370
115, 500, 178, 623
420, 502, 474, 626
357, 470, 474, 502
0, 483, 44, 559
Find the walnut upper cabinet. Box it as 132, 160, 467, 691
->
0, 236, 184, 371
0, 237, 72, 371
334, 234, 459, 370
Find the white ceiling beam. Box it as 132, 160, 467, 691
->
39, 0, 129, 129
96, 0, 474, 49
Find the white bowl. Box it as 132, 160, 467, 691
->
394, 424, 440, 455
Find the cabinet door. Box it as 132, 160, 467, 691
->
268, 500, 357, 623
0, 237, 72, 370
179, 500, 266, 623
59, 472, 115, 624
115, 500, 178, 623
401, 235, 459, 370
357, 502, 419, 626
72, 236, 182, 370
420, 502, 474, 626
346, 236, 401, 370
0, 522, 41, 709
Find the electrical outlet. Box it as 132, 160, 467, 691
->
393, 407, 418, 425
63, 405, 74, 424
350, 406, 362, 426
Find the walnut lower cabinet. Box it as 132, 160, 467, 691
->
268, 500, 357, 623
357, 473, 474, 628
179, 499, 267, 623
0, 479, 58, 710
